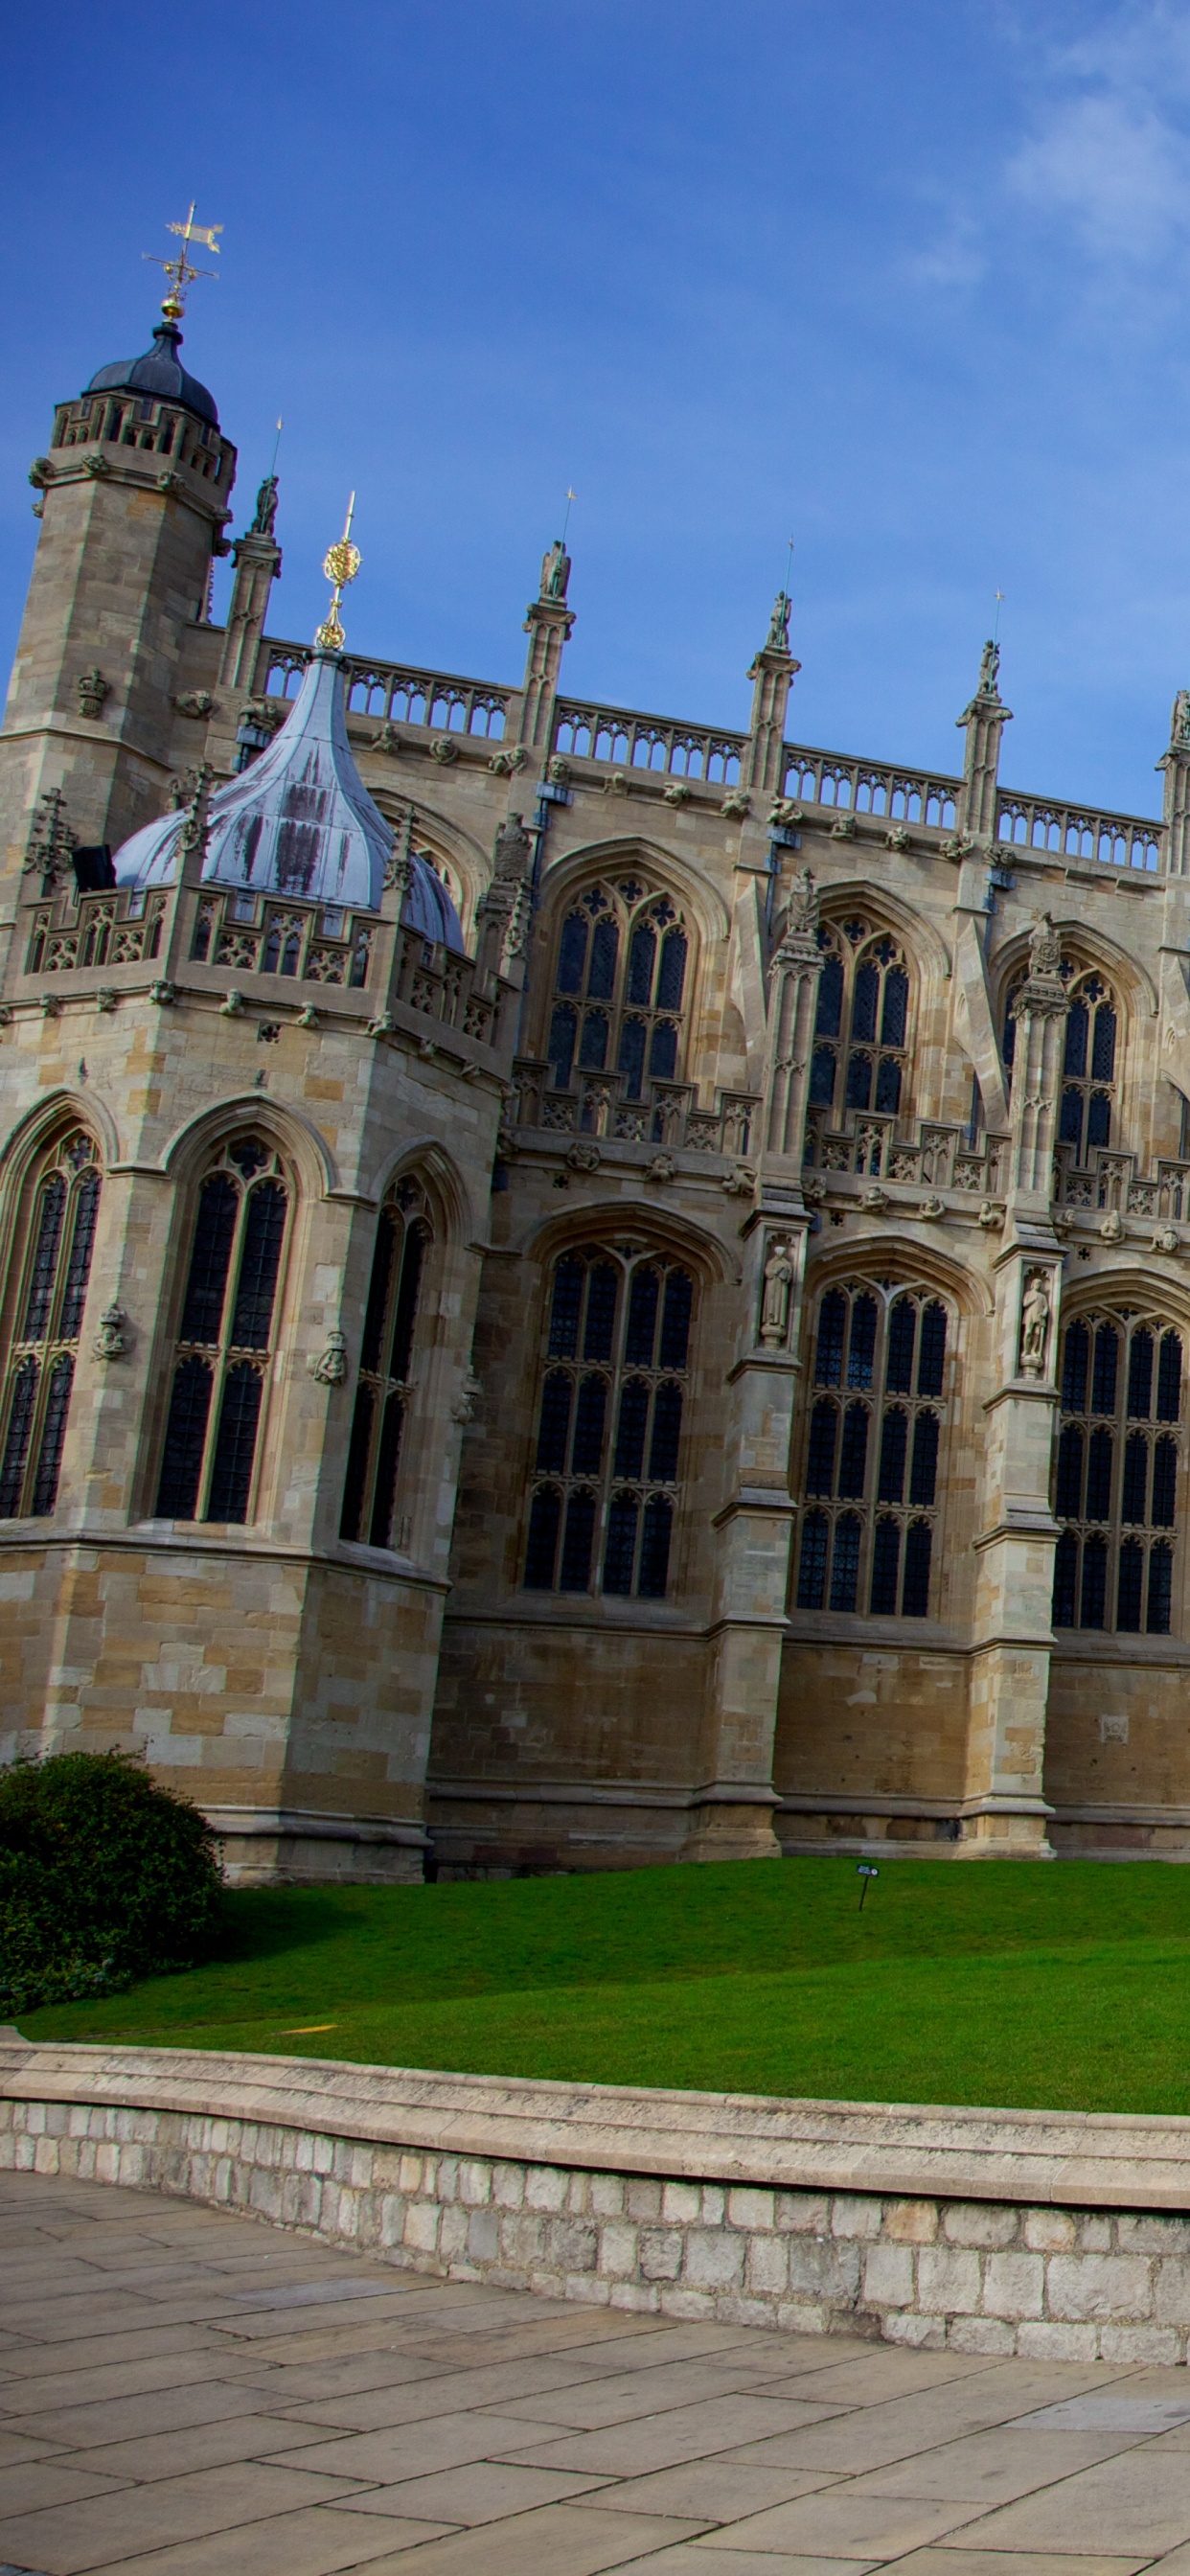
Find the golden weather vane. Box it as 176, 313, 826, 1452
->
315, 494, 361, 651
144, 203, 223, 321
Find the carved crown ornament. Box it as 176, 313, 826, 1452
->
94, 1303, 128, 1361
77, 668, 109, 722
308, 1329, 349, 1387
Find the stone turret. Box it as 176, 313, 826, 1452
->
742, 591, 800, 798
0, 310, 238, 892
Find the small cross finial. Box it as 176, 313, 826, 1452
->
314, 494, 361, 651
143, 203, 222, 321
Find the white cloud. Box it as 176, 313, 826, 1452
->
1009, 89, 1190, 259
905, 217, 986, 290
1006, 5, 1190, 264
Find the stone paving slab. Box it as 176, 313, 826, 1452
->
7, 2170, 1190, 2571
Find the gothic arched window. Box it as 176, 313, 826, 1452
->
1053, 1308, 1180, 1635
795, 1280, 949, 1619
1002, 958, 1118, 1163
524, 1243, 695, 1600
546, 881, 690, 1103
155, 1137, 289, 1525
340, 1178, 432, 1551
0, 1128, 102, 1520
809, 920, 911, 1121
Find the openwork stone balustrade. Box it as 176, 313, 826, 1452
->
5, 2044, 1190, 2366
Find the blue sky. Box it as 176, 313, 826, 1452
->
5, 1, 1190, 816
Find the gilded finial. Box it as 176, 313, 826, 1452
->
143, 202, 222, 321
315, 494, 361, 652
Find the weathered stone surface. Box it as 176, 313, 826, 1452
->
6, 2044, 1190, 2361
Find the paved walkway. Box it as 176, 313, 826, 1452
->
5, 2174, 1190, 2572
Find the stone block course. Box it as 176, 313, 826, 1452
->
8, 2058, 1190, 2364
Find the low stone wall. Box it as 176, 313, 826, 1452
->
4, 2043, 1190, 2365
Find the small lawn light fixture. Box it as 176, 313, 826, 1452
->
857, 1862, 880, 1911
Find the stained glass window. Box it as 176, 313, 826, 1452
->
1052, 1307, 1181, 1635
795, 1282, 950, 1620
339, 1179, 432, 1550
547, 882, 691, 1129
156, 1138, 289, 1525
0, 1129, 102, 1521
523, 1247, 693, 1600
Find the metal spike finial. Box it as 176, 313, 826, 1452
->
314, 494, 361, 652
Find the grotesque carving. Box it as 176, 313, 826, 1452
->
565, 1138, 602, 1175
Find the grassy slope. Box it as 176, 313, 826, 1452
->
19, 1856, 1190, 2114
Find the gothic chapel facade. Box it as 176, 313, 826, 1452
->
5, 291, 1190, 1878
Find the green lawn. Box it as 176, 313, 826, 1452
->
17, 1856, 1190, 2115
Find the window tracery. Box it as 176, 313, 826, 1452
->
155, 1137, 289, 1525
809, 920, 911, 1120
1052, 1308, 1180, 1635
795, 1280, 949, 1620
524, 1244, 694, 1600
546, 882, 690, 1101
339, 1178, 432, 1550
1002, 956, 1119, 1162
0, 1128, 102, 1519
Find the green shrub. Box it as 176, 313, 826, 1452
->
0, 1749, 222, 2015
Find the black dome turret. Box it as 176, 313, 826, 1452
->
85, 319, 218, 427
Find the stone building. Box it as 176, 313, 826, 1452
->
3, 288, 1190, 1878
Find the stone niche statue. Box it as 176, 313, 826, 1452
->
760, 1238, 795, 1346
492, 813, 533, 883
250, 474, 279, 540
783, 865, 817, 938
1019, 1269, 1052, 1377
540, 540, 570, 603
